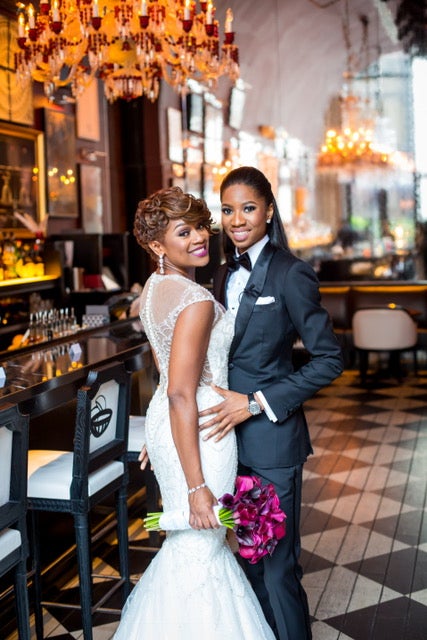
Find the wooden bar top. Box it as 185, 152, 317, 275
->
0, 318, 151, 417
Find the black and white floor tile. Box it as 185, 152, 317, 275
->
6, 369, 427, 639
302, 372, 427, 640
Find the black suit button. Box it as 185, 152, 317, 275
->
228, 363, 234, 370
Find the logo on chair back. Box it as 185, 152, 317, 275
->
90, 395, 113, 437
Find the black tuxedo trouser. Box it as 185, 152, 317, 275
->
238, 462, 312, 640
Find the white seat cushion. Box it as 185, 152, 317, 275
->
352, 308, 418, 350
128, 415, 146, 453
0, 528, 21, 562
28, 450, 124, 500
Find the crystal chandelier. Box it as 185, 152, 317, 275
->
317, 9, 391, 169
317, 92, 391, 168
15, 0, 239, 102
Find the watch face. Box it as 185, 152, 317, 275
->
249, 400, 262, 416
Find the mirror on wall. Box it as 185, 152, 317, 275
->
44, 108, 78, 218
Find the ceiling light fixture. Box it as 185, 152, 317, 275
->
317, 7, 391, 168
15, 0, 239, 102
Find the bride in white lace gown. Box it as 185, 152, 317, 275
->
113, 187, 275, 640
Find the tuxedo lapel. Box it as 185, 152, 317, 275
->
229, 243, 276, 358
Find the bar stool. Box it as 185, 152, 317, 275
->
27, 360, 132, 640
0, 403, 31, 640
352, 307, 418, 384
127, 415, 161, 548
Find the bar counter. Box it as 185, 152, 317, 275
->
0, 318, 154, 418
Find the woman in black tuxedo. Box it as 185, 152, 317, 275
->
199, 167, 344, 640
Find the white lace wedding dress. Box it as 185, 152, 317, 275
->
113, 273, 275, 640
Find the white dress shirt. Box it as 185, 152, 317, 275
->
226, 235, 269, 314
225, 235, 278, 422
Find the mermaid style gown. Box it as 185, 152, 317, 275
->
113, 273, 275, 640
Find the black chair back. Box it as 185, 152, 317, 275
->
0, 402, 31, 640
71, 361, 131, 499
0, 403, 30, 568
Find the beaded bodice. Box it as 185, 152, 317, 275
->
139, 273, 234, 390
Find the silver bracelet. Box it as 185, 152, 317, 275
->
187, 482, 207, 495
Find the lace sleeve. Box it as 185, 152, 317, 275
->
139, 275, 215, 373
142, 275, 212, 323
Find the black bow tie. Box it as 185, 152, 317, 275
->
226, 252, 252, 272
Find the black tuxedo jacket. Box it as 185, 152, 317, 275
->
213, 242, 343, 469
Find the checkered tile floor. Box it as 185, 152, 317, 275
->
301, 370, 427, 640
5, 369, 427, 640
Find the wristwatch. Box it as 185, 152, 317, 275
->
248, 392, 263, 416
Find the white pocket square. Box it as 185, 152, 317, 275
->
255, 296, 275, 305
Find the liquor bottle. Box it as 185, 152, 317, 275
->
2, 233, 17, 280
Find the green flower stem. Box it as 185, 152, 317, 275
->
144, 513, 162, 531
217, 507, 235, 529
143, 507, 236, 532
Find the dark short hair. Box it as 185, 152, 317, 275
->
220, 166, 289, 252
134, 186, 213, 258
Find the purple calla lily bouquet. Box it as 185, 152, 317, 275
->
144, 475, 287, 564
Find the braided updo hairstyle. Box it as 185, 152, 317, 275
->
134, 186, 214, 259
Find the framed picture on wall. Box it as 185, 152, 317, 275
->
44, 108, 78, 217
185, 140, 203, 197
79, 164, 103, 233
167, 107, 184, 163
204, 102, 223, 165
228, 84, 246, 130
0, 122, 46, 231
202, 163, 221, 225
185, 163, 202, 198
186, 93, 204, 134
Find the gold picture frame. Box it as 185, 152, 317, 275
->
0, 122, 46, 232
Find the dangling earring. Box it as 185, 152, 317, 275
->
158, 253, 165, 275
266, 217, 272, 224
